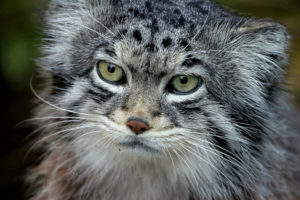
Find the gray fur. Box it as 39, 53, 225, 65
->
28, 0, 299, 199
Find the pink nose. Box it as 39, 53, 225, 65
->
126, 119, 150, 135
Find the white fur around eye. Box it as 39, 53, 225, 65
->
92, 67, 125, 94
165, 84, 207, 103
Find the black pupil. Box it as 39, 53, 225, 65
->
179, 76, 188, 84
107, 65, 115, 73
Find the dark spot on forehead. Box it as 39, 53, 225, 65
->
118, 15, 127, 23
151, 18, 159, 33
174, 8, 181, 15
178, 17, 186, 27
162, 37, 172, 48
145, 1, 152, 12
133, 9, 140, 17
140, 13, 146, 19
145, 43, 158, 52
133, 30, 142, 42
189, 22, 196, 31
179, 39, 191, 51
128, 7, 144, 18
165, 14, 186, 28
182, 57, 203, 67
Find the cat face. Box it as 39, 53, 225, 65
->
37, 0, 289, 195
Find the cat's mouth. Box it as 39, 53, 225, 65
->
119, 139, 158, 153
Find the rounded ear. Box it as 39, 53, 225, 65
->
231, 19, 290, 86
44, 0, 119, 34
236, 19, 290, 67
48, 0, 119, 10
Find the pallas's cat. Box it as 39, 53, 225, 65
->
28, 0, 300, 199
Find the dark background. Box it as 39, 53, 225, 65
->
0, 0, 299, 199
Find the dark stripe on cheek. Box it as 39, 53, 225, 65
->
88, 80, 115, 104
175, 106, 203, 115
87, 88, 115, 104
206, 92, 264, 153
227, 112, 263, 152
206, 120, 230, 157
51, 74, 73, 95
78, 66, 94, 78
172, 101, 232, 157
171, 102, 203, 115
161, 103, 180, 127
54, 98, 86, 142
67, 98, 85, 119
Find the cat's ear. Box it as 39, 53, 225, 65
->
235, 19, 289, 68
45, 0, 119, 31
232, 19, 290, 83
48, 0, 119, 9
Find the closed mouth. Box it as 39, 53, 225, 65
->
119, 140, 157, 153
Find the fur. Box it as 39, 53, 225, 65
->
28, 0, 300, 199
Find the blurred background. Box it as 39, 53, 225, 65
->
0, 0, 299, 199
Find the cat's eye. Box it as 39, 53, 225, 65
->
97, 61, 126, 85
168, 75, 202, 94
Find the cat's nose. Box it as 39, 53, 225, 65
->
126, 118, 150, 135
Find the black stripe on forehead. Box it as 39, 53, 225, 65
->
182, 57, 203, 68
104, 49, 117, 57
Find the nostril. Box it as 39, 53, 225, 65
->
126, 118, 150, 135
140, 128, 146, 132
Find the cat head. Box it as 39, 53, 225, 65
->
36, 0, 289, 196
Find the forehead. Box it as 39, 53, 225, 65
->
118, 0, 231, 28
92, 0, 233, 76
104, 1, 220, 75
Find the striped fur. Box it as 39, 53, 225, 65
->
28, 0, 299, 199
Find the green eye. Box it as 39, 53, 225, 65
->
97, 61, 126, 84
169, 75, 202, 94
